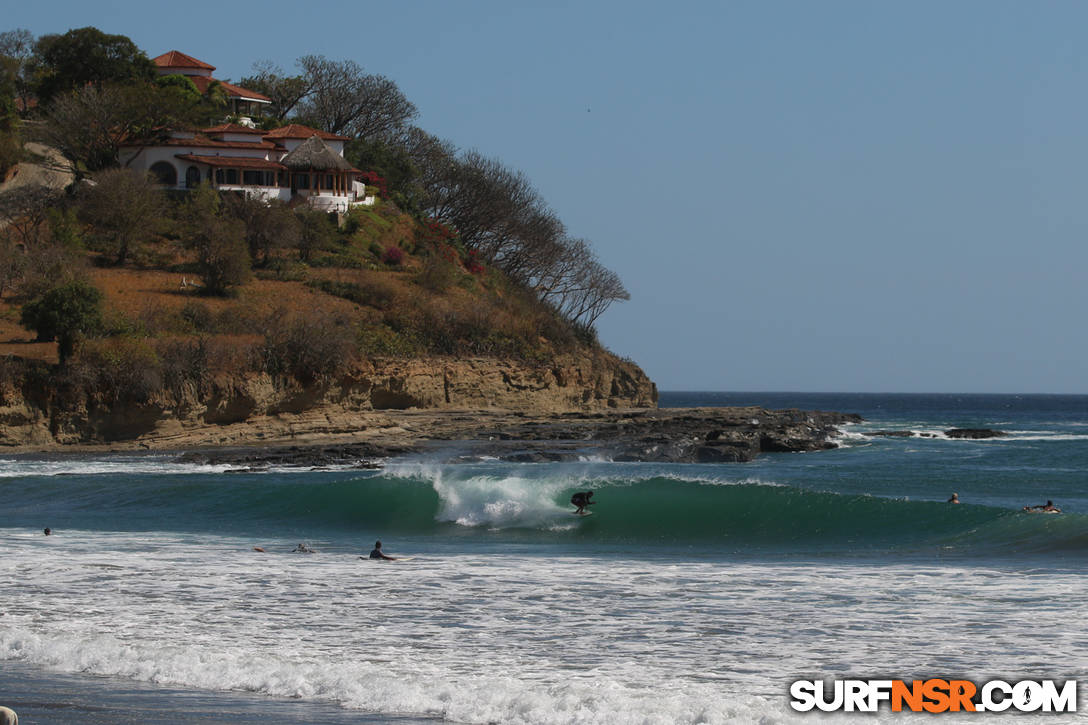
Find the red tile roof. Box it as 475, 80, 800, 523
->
175, 154, 285, 170
121, 135, 277, 150
188, 76, 271, 103
263, 124, 349, 142
204, 123, 268, 135
153, 51, 215, 71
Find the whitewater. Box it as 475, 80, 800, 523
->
1, 392, 1086, 723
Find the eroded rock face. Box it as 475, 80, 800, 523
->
0, 352, 659, 448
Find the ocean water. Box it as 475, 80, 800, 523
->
1, 392, 1086, 723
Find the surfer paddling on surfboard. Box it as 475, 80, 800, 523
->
369, 540, 397, 560
1023, 500, 1061, 513
571, 491, 595, 515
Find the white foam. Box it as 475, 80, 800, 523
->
0, 456, 237, 478
1, 531, 1084, 724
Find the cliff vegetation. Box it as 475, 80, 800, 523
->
0, 27, 656, 447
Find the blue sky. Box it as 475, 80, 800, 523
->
7, 1, 1088, 393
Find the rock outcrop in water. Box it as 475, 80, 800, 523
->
944, 428, 1006, 439
176, 406, 863, 468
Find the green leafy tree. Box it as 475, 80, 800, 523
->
155, 73, 202, 103
179, 185, 251, 295
33, 27, 155, 104
345, 136, 418, 206
20, 279, 103, 364
78, 168, 165, 265
0, 55, 21, 177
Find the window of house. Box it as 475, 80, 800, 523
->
243, 170, 262, 186
149, 161, 177, 186
185, 166, 201, 188
295, 174, 310, 189
224, 169, 239, 185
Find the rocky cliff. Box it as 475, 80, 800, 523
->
0, 351, 658, 450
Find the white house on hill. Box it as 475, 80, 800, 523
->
119, 51, 378, 212
119, 52, 376, 214
119, 123, 375, 212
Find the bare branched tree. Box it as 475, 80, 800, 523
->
77, 168, 166, 265
0, 28, 35, 114
416, 149, 629, 327
239, 60, 313, 122
32, 83, 201, 177
222, 194, 302, 266
296, 55, 417, 140
0, 185, 63, 247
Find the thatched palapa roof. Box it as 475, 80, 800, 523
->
280, 136, 358, 172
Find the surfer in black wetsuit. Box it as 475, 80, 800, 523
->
369, 541, 396, 560
1023, 500, 1061, 513
571, 491, 595, 515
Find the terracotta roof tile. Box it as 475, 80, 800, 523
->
121, 135, 278, 151
175, 154, 285, 170
188, 76, 271, 103
153, 51, 215, 71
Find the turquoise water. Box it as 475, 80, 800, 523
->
1, 393, 1086, 723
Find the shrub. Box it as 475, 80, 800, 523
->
416, 254, 459, 293
465, 249, 485, 275
382, 245, 404, 266
357, 324, 420, 357
69, 337, 162, 405
358, 170, 388, 198
259, 310, 355, 384
157, 337, 209, 404
180, 301, 215, 333
307, 278, 397, 311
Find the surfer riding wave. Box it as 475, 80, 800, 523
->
571, 491, 595, 515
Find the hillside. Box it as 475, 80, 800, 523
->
0, 153, 656, 449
